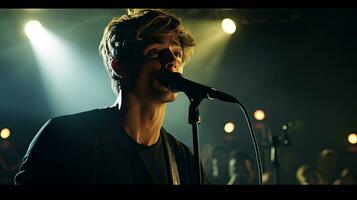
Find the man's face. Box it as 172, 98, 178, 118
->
130, 33, 184, 103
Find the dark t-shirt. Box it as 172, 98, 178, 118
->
94, 124, 170, 184
134, 134, 169, 184
14, 106, 208, 184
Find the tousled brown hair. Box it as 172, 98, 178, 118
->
99, 9, 196, 94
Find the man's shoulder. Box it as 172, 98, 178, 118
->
24, 107, 118, 156
34, 107, 118, 145
50, 107, 115, 126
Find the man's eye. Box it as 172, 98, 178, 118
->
146, 49, 160, 58
175, 52, 183, 63
174, 52, 182, 59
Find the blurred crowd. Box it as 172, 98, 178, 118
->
201, 144, 356, 185
295, 148, 356, 185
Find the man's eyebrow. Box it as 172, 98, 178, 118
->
170, 40, 181, 47
145, 38, 182, 48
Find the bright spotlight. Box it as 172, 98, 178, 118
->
254, 109, 265, 121
221, 18, 236, 34
25, 20, 57, 57
25, 20, 45, 39
0, 128, 11, 139
348, 133, 357, 144
224, 122, 235, 134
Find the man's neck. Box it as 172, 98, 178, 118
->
119, 93, 167, 146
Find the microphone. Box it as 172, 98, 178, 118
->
157, 66, 238, 103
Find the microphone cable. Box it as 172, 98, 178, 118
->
234, 100, 263, 185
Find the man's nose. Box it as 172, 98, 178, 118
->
158, 49, 178, 71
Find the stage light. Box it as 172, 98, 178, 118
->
0, 128, 11, 139
254, 109, 265, 121
224, 122, 235, 134
282, 125, 288, 130
348, 133, 357, 145
25, 21, 114, 116
25, 20, 45, 39
221, 18, 236, 34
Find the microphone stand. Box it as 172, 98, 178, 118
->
270, 125, 291, 185
186, 93, 205, 185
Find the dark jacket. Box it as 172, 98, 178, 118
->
14, 106, 207, 184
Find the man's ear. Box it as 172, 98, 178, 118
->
111, 58, 127, 78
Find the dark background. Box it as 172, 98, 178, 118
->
1, 9, 356, 184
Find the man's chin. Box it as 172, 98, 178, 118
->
163, 92, 178, 103
160, 85, 176, 96
154, 83, 179, 102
